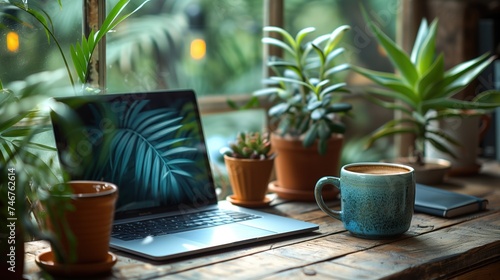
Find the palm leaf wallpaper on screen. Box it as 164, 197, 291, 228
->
78, 98, 207, 210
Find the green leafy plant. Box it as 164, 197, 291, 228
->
0, 71, 74, 265
351, 12, 500, 165
251, 25, 352, 155
9, 0, 150, 90
220, 131, 273, 160
0, 0, 151, 259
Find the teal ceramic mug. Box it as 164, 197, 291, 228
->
314, 162, 415, 239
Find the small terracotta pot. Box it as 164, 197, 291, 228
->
46, 181, 118, 264
224, 155, 274, 201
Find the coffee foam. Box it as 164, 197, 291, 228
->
346, 165, 409, 175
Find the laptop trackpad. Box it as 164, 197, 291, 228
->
175, 223, 276, 246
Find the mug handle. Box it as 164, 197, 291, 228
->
479, 114, 492, 141
314, 176, 342, 221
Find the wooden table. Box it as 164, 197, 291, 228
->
24, 161, 500, 279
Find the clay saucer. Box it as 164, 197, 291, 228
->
448, 163, 481, 177
35, 250, 117, 277
226, 194, 275, 208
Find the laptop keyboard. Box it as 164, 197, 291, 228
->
111, 209, 261, 241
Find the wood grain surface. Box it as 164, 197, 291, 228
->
23, 161, 500, 279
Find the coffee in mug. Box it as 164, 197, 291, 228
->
314, 162, 415, 239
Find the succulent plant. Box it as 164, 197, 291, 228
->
220, 132, 273, 160
254, 25, 352, 155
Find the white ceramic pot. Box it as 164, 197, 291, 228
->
426, 114, 491, 176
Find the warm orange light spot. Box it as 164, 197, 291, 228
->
7, 31, 19, 53
190, 38, 206, 60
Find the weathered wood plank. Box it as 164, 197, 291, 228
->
163, 210, 499, 279
24, 206, 499, 280
310, 212, 500, 280
24, 199, 499, 279
259, 211, 500, 280
23, 162, 500, 279
449, 258, 500, 280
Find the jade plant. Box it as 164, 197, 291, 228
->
250, 25, 353, 155
351, 12, 500, 165
220, 132, 273, 160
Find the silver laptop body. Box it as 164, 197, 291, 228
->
51, 90, 318, 261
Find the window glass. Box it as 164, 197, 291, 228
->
1, 0, 399, 194
0, 1, 82, 86
105, 0, 264, 96
2, 0, 398, 94
105, 0, 398, 95
283, 0, 398, 82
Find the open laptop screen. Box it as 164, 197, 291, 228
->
50, 90, 218, 220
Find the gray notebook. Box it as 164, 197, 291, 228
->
50, 90, 318, 261
415, 184, 488, 218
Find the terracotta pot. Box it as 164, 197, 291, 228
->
269, 133, 343, 201
224, 155, 274, 201
45, 181, 118, 264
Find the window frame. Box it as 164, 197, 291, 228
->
85, 0, 285, 115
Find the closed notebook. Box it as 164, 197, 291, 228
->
415, 184, 488, 218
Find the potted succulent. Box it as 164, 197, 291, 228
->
253, 25, 352, 201
0, 1, 149, 277
351, 12, 500, 184
220, 132, 275, 207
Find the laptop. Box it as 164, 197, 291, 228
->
50, 89, 318, 261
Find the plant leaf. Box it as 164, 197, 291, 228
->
422, 98, 500, 111
418, 53, 444, 99
262, 37, 295, 57
319, 82, 346, 97
414, 19, 438, 75
425, 134, 458, 159
473, 90, 500, 104
303, 123, 318, 147
441, 55, 496, 97
366, 126, 418, 148
325, 48, 345, 65
410, 18, 429, 64
324, 63, 350, 77
324, 25, 350, 55
295, 27, 316, 47
264, 26, 297, 49
351, 65, 418, 104
327, 103, 352, 113
270, 76, 314, 92
361, 7, 419, 86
